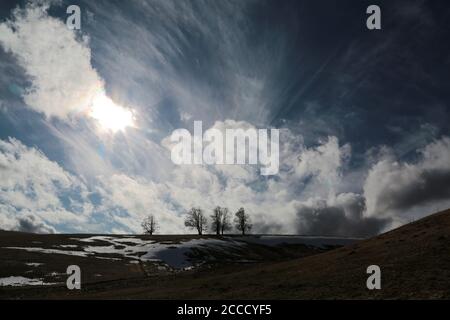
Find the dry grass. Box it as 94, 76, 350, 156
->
1, 208, 450, 299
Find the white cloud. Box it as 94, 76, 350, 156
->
293, 136, 351, 198
2, 131, 449, 236
0, 3, 103, 119
95, 174, 185, 234
156, 121, 354, 234
0, 137, 90, 232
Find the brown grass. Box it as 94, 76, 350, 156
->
1, 208, 450, 299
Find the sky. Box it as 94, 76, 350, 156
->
0, 0, 449, 236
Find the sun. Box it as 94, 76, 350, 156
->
90, 91, 135, 132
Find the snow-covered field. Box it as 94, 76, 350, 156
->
1, 234, 360, 288
4, 236, 248, 269
0, 276, 56, 287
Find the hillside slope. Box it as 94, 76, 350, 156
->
158, 207, 450, 299
0, 232, 355, 298
67, 208, 450, 299
1, 208, 449, 299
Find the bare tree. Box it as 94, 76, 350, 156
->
234, 207, 252, 235
141, 214, 158, 235
185, 207, 208, 235
210, 206, 232, 235
211, 206, 223, 235
221, 208, 232, 235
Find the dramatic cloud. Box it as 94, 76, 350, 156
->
293, 136, 351, 199
0, 137, 90, 232
1, 115, 449, 236
364, 136, 450, 221
0, 1, 449, 236
0, 2, 103, 119
158, 122, 359, 235
16, 214, 56, 234
296, 194, 388, 237
95, 174, 185, 234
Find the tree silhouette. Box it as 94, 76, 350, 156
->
211, 206, 232, 235
221, 208, 232, 235
185, 207, 208, 235
141, 214, 158, 235
234, 207, 252, 235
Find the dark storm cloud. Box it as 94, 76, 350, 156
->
252, 221, 285, 235
16, 215, 55, 234
369, 168, 450, 214
363, 136, 450, 217
296, 203, 388, 238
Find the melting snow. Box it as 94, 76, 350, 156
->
73, 236, 119, 243
3, 237, 242, 268
82, 237, 244, 268
0, 276, 57, 287
2, 235, 357, 270
25, 262, 43, 267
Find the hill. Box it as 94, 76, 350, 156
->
0, 232, 356, 298
1, 208, 450, 299
125, 208, 449, 299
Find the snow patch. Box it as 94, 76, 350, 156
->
25, 262, 43, 267
2, 235, 357, 270
0, 276, 57, 287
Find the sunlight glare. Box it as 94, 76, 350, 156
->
90, 92, 134, 132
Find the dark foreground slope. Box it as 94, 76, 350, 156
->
72, 208, 450, 299
1, 208, 450, 299
152, 207, 449, 300
0, 232, 354, 299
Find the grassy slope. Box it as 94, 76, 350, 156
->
77, 208, 450, 299
1, 208, 450, 299
0, 233, 332, 299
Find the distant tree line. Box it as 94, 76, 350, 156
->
141, 207, 252, 236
